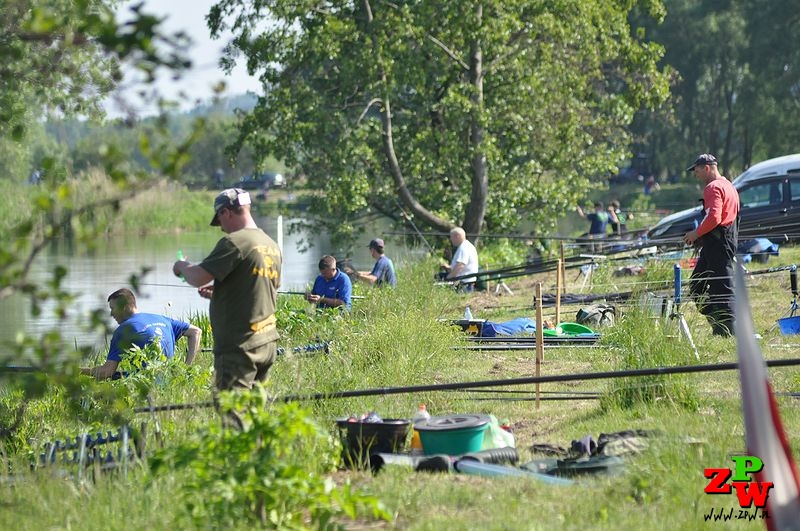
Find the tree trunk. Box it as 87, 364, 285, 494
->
464, 4, 487, 242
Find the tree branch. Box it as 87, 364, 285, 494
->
425, 33, 469, 71
357, 98, 382, 124
380, 96, 454, 233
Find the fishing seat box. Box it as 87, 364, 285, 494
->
450, 319, 486, 336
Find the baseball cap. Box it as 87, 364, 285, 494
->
368, 238, 385, 250
210, 188, 251, 226
686, 153, 718, 172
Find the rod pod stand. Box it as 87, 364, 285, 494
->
769, 264, 799, 333
670, 264, 699, 360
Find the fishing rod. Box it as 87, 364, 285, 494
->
276, 357, 800, 402
443, 256, 581, 284
0, 366, 41, 373
132, 357, 800, 414
450, 388, 602, 395
442, 239, 673, 284
385, 230, 656, 243
460, 387, 800, 404
135, 285, 366, 299
464, 336, 600, 344
454, 343, 601, 351
392, 199, 436, 254
200, 341, 330, 356
280, 291, 365, 300
138, 282, 196, 289
464, 395, 600, 402
2, 342, 331, 377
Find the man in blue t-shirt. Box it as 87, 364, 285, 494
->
81, 288, 202, 379
352, 238, 397, 288
305, 255, 352, 310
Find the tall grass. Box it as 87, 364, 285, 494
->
602, 306, 700, 410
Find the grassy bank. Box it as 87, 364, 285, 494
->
2, 243, 800, 529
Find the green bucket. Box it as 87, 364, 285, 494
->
416, 414, 490, 456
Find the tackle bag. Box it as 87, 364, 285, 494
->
575, 303, 616, 328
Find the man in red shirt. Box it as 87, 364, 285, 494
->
683, 153, 740, 336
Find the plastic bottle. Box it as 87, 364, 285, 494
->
464, 306, 473, 320
176, 250, 186, 282
410, 404, 431, 455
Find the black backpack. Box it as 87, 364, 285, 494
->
575, 304, 616, 327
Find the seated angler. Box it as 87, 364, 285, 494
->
305, 255, 353, 311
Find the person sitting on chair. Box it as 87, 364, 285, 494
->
442, 227, 479, 292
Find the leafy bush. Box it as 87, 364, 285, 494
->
149, 389, 390, 529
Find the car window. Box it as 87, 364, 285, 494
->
789, 178, 800, 203
738, 181, 783, 208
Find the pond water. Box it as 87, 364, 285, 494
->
0, 216, 414, 351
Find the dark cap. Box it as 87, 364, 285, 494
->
368, 238, 385, 250
210, 188, 251, 226
686, 153, 718, 172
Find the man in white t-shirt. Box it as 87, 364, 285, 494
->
443, 227, 479, 292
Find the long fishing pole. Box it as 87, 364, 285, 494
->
454, 343, 601, 351
0, 366, 41, 373
200, 341, 330, 356
443, 239, 667, 284
276, 357, 800, 402
134, 285, 365, 299
138, 282, 196, 289
464, 336, 599, 343
131, 357, 800, 414
393, 199, 436, 254
463, 395, 599, 402
450, 388, 602, 395
459, 388, 800, 404
464, 395, 600, 402
280, 291, 365, 300
131, 382, 800, 414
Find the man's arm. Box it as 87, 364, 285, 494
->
319, 295, 346, 307
685, 187, 723, 245
80, 360, 120, 380
447, 262, 466, 279
306, 290, 346, 307
182, 324, 202, 364
357, 270, 378, 285
173, 261, 215, 288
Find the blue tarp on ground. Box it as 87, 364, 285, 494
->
481, 317, 537, 337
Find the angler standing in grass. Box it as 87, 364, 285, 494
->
351, 238, 397, 288
576, 201, 616, 237
683, 154, 740, 336
81, 288, 201, 379
608, 199, 633, 235
173, 188, 282, 391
